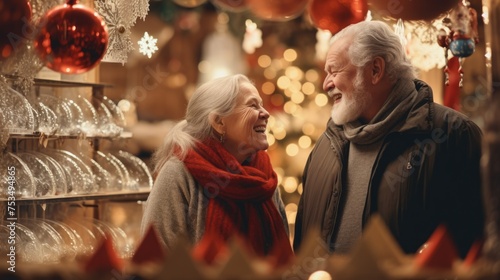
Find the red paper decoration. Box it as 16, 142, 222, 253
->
0, 0, 32, 61
33, 0, 108, 74
211, 0, 248, 13
131, 225, 166, 265
83, 234, 123, 273
415, 225, 459, 270
247, 0, 308, 21
192, 230, 229, 265
463, 239, 484, 267
309, 0, 367, 34
368, 0, 460, 21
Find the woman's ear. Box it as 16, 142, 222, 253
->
208, 113, 225, 134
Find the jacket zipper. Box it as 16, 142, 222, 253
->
324, 130, 346, 251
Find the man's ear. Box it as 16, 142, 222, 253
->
208, 113, 225, 134
371, 56, 385, 84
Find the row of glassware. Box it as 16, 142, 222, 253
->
0, 85, 126, 138
0, 149, 153, 198
0, 218, 133, 263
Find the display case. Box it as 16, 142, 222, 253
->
0, 77, 152, 265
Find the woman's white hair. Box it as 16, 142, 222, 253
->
152, 74, 252, 175
330, 20, 417, 82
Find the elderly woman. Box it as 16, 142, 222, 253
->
141, 74, 293, 263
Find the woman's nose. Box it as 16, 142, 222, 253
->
260, 108, 270, 119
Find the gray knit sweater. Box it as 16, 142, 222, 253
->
140, 157, 290, 251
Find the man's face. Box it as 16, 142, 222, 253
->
323, 39, 372, 125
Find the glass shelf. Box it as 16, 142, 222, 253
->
8, 131, 133, 140
0, 188, 151, 205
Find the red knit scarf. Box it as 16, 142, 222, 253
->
182, 139, 293, 264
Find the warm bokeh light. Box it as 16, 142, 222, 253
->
274, 167, 285, 178
264, 68, 277, 79
283, 48, 298, 62
198, 60, 210, 73
302, 123, 316, 136
305, 69, 320, 82
286, 143, 299, 156
267, 133, 276, 146
117, 99, 132, 112
277, 75, 291, 89
290, 80, 302, 91
287, 211, 297, 224
268, 115, 276, 127
298, 135, 312, 148
165, 73, 187, 87
258, 54, 272, 68
272, 58, 286, 70
302, 81, 316, 95
291, 90, 305, 104
273, 125, 287, 140
297, 183, 303, 194
285, 66, 303, 80
289, 105, 303, 117
285, 203, 298, 212
284, 101, 299, 114
283, 176, 298, 193
261, 81, 275, 95
308, 271, 332, 280
315, 93, 329, 107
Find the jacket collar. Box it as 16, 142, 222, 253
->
325, 79, 435, 137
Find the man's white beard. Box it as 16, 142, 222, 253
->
330, 86, 371, 125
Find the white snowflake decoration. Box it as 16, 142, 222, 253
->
134, 0, 150, 21
138, 32, 158, 59
95, 0, 150, 64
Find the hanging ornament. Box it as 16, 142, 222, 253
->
95, 0, 149, 64
369, 0, 459, 21
199, 14, 247, 84
399, 18, 449, 72
0, 0, 32, 63
211, 0, 247, 13
315, 29, 332, 61
242, 19, 262, 54
436, 0, 478, 87
247, 0, 308, 22
33, 0, 108, 74
173, 0, 208, 8
309, 0, 367, 34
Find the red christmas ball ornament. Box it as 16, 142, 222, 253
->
211, 0, 247, 13
0, 0, 32, 61
309, 0, 367, 34
34, 0, 108, 74
246, 0, 308, 22
368, 0, 460, 21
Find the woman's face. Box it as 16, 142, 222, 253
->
221, 82, 270, 163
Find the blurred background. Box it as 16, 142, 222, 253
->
96, 0, 489, 236
0, 0, 493, 251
